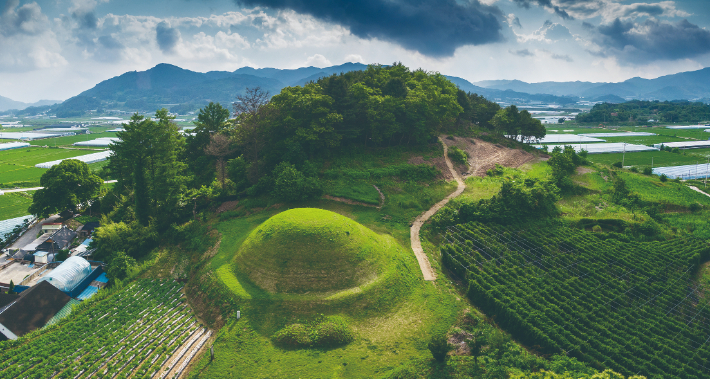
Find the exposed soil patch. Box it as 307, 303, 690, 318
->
449, 330, 473, 356
576, 167, 594, 175
441, 135, 537, 177
216, 200, 239, 213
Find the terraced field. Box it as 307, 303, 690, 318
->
0, 279, 210, 379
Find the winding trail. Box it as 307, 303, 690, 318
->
410, 137, 466, 281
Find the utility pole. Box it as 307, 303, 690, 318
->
622, 143, 627, 167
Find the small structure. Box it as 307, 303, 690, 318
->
41, 223, 62, 234
18, 234, 52, 259
35, 226, 76, 254
33, 251, 51, 264
71, 238, 93, 257
0, 281, 71, 340
36, 256, 92, 292
76, 222, 99, 238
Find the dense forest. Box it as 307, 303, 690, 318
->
576, 100, 710, 124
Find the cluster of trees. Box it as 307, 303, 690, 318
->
576, 100, 710, 124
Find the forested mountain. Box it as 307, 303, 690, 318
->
475, 67, 710, 101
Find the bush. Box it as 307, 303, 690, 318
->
629, 166, 638, 173
447, 146, 468, 165
643, 167, 653, 175
660, 174, 668, 182
612, 162, 622, 168
671, 147, 681, 154
272, 162, 322, 202
427, 333, 452, 362
689, 203, 702, 212
592, 225, 602, 233
272, 315, 354, 348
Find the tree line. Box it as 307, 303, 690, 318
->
576, 100, 710, 124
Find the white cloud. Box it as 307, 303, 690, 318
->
305, 54, 332, 67
344, 54, 364, 63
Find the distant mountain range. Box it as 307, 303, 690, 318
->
0, 96, 59, 112
2, 64, 709, 117
473, 67, 710, 101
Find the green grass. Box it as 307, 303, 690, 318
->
586, 150, 709, 168
0, 147, 104, 187
233, 208, 407, 297
0, 192, 33, 220
324, 181, 381, 204
618, 171, 710, 207
28, 131, 117, 147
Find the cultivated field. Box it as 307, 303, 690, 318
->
0, 147, 105, 188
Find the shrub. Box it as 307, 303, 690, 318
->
272, 162, 322, 202
689, 203, 702, 212
427, 333, 452, 362
629, 166, 638, 173
272, 315, 354, 348
592, 225, 602, 233
643, 167, 653, 175
671, 147, 681, 154
612, 162, 622, 168
447, 146, 468, 165
486, 164, 504, 176
659, 174, 668, 182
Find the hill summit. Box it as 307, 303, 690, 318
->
234, 208, 396, 295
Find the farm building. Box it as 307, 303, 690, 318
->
0, 142, 30, 151
0, 215, 32, 238
72, 137, 118, 147
41, 223, 62, 234
666, 125, 710, 129
511, 134, 606, 144
34, 150, 112, 168
36, 227, 76, 253
653, 163, 710, 180
578, 132, 656, 137
37, 256, 93, 292
653, 141, 710, 150
0, 281, 71, 340
534, 143, 657, 154
71, 238, 93, 257
77, 222, 99, 238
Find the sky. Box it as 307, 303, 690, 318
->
1, 0, 709, 102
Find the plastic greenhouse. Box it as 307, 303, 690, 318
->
37, 256, 92, 292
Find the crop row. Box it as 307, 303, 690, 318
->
441, 222, 710, 378
0, 279, 209, 379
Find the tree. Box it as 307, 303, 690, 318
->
204, 133, 235, 189
8, 280, 15, 295
109, 109, 189, 228
29, 159, 102, 218
106, 251, 136, 281
428, 333, 452, 362
232, 87, 271, 182
185, 102, 231, 186
272, 162, 322, 202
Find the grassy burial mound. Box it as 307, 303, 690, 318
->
232, 208, 416, 301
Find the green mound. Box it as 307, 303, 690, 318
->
234, 208, 397, 295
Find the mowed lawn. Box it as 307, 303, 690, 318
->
0, 192, 33, 220
0, 147, 100, 187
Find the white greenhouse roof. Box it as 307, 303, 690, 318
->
652, 141, 710, 149
107, 128, 124, 132
37, 256, 92, 292
0, 215, 33, 238
535, 143, 657, 154
0, 132, 69, 140
653, 163, 710, 180
34, 151, 112, 168
32, 128, 88, 133
73, 137, 119, 147
0, 142, 30, 151
666, 125, 710, 129
513, 134, 606, 144
578, 132, 656, 137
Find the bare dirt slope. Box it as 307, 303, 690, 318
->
441, 136, 537, 177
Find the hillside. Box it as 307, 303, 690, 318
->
0, 95, 59, 112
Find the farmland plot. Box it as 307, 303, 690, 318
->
0, 279, 210, 379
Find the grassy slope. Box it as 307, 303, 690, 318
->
0, 191, 33, 220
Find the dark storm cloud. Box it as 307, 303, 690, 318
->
512, 0, 573, 20
596, 18, 710, 62
235, 0, 505, 57
510, 49, 534, 57
72, 10, 98, 30
582, 21, 594, 30
156, 21, 180, 53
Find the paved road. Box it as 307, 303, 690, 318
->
0, 180, 117, 194
9, 214, 60, 249
409, 137, 466, 281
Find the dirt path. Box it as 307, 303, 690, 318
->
688, 185, 710, 198
410, 137, 466, 281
